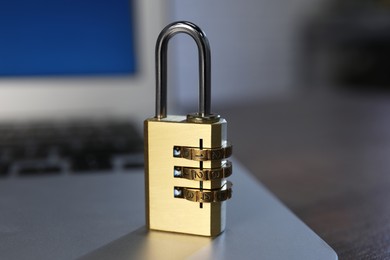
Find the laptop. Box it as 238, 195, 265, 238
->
0, 0, 169, 174
0, 0, 337, 259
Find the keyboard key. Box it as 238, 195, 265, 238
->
70, 153, 113, 172
0, 163, 10, 177
18, 165, 62, 176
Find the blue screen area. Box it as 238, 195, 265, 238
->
0, 0, 136, 76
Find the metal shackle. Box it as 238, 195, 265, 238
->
155, 21, 219, 123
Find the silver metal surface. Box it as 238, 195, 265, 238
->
155, 21, 211, 119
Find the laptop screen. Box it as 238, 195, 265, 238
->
0, 0, 167, 124
0, 0, 136, 76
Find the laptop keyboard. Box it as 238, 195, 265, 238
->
0, 120, 144, 177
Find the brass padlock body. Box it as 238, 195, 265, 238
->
144, 116, 227, 236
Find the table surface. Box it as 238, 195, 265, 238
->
218, 92, 390, 260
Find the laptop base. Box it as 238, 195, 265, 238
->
0, 159, 337, 259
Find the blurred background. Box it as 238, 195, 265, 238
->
1, 0, 390, 259
172, 0, 390, 106
1, 0, 390, 118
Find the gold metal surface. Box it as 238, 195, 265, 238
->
174, 181, 233, 203
144, 116, 230, 236
174, 161, 232, 181
173, 143, 232, 161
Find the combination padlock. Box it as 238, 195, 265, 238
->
144, 21, 233, 237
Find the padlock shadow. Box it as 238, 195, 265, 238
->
78, 226, 213, 260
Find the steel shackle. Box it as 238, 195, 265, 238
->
155, 21, 219, 123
